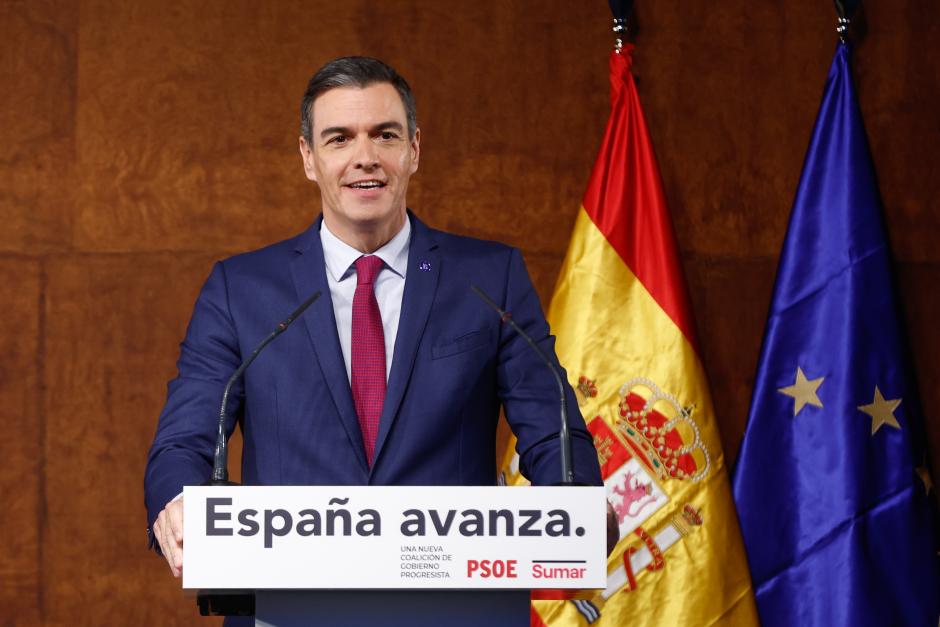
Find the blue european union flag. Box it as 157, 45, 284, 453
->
732, 42, 940, 626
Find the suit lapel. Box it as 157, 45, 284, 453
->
290, 217, 368, 473
372, 214, 440, 471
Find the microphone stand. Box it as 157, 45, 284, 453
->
471, 285, 576, 486
210, 291, 321, 485
198, 291, 320, 616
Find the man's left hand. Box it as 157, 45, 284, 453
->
606, 500, 619, 555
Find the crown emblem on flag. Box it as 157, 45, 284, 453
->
576, 375, 599, 406
616, 377, 711, 482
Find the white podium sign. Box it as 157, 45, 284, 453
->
183, 485, 606, 590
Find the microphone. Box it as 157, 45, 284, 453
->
470, 285, 576, 486
209, 291, 321, 485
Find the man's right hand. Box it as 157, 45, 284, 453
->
153, 497, 184, 578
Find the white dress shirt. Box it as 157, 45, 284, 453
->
319, 216, 410, 383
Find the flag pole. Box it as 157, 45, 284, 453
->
833, 0, 861, 43
607, 0, 633, 52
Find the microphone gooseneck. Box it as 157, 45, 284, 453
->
470, 285, 575, 486
210, 291, 321, 485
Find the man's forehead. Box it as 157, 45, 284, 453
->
311, 83, 406, 128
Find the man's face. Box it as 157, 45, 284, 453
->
299, 83, 419, 242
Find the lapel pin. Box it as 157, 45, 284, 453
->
418, 261, 432, 272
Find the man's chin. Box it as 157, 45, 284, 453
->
327, 205, 406, 234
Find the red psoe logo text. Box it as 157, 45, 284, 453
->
466, 559, 518, 578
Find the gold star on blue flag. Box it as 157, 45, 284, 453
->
732, 42, 940, 626
778, 367, 825, 416
858, 386, 902, 435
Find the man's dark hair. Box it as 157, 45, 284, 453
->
300, 56, 417, 142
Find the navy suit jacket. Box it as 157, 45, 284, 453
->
145, 212, 601, 534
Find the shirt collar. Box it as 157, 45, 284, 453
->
320, 215, 411, 282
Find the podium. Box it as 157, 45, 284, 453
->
184, 485, 606, 626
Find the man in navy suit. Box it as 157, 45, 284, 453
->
146, 56, 601, 591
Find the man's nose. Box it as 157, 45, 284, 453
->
353, 136, 379, 169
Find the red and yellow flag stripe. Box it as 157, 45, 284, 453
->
503, 46, 757, 626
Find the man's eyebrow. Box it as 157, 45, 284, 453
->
320, 125, 351, 139
372, 121, 404, 133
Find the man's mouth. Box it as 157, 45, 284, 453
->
346, 180, 387, 190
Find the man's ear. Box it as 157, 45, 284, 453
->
299, 136, 318, 182
409, 128, 421, 174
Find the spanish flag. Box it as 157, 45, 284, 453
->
502, 45, 758, 626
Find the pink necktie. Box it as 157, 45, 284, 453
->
351, 255, 386, 466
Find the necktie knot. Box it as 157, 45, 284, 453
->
355, 255, 384, 286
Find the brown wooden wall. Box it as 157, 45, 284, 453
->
1, 1, 937, 624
